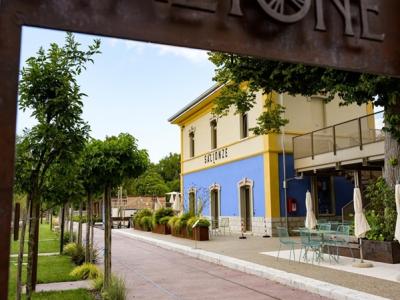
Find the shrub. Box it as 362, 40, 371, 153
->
187, 217, 210, 236
70, 263, 100, 280
63, 242, 85, 265
133, 209, 153, 228
102, 275, 126, 300
63, 231, 77, 245
140, 216, 153, 231
168, 215, 180, 233
152, 207, 174, 227
365, 177, 397, 241
159, 216, 171, 225
92, 272, 104, 291
63, 243, 78, 256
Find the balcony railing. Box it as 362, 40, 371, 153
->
293, 111, 384, 160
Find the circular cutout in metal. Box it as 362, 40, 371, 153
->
257, 0, 312, 23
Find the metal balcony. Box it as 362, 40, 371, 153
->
293, 111, 385, 172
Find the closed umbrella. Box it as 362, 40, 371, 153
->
395, 183, 400, 242
352, 187, 373, 268
305, 191, 317, 229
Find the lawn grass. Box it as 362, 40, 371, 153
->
11, 223, 60, 254
31, 289, 94, 300
8, 255, 80, 299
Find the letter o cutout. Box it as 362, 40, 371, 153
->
257, 0, 312, 23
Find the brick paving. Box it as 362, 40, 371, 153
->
93, 228, 326, 300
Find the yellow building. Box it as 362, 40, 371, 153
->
169, 85, 383, 235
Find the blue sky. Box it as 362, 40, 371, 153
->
18, 26, 216, 162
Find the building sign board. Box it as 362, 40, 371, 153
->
1, 0, 400, 297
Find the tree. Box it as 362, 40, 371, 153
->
17, 33, 100, 298
88, 133, 149, 288
79, 140, 104, 263
156, 153, 181, 182
208, 53, 400, 188
132, 169, 170, 196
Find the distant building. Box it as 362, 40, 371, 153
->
169, 85, 383, 235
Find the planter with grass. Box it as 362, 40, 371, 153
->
152, 208, 174, 235
187, 217, 210, 241
132, 209, 153, 231
362, 178, 400, 264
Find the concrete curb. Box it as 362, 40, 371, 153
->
115, 230, 389, 300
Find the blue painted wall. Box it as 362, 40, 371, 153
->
278, 154, 311, 217
278, 154, 354, 217
183, 155, 265, 217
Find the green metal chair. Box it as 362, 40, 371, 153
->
276, 226, 298, 263
328, 224, 355, 262
299, 228, 323, 263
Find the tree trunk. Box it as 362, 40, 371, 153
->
49, 209, 53, 231
383, 103, 400, 188
69, 205, 74, 242
16, 203, 29, 300
90, 199, 94, 262
85, 192, 92, 262
104, 186, 112, 288
26, 197, 39, 299
59, 205, 66, 254
78, 201, 83, 246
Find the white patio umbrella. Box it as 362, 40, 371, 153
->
305, 190, 317, 229
395, 183, 400, 281
352, 187, 373, 268
395, 183, 400, 242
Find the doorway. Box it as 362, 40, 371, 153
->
188, 190, 196, 215
312, 176, 335, 216
210, 189, 219, 229
240, 185, 252, 232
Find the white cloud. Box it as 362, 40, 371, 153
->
152, 44, 208, 64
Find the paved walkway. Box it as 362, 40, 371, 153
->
112, 229, 399, 300
92, 228, 326, 300
22, 280, 92, 293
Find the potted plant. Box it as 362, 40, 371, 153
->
132, 209, 153, 231
187, 216, 210, 241
152, 207, 174, 234
363, 178, 400, 264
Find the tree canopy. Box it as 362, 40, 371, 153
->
208, 53, 400, 139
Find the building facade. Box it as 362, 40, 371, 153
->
169, 85, 379, 235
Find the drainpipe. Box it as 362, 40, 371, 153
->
280, 93, 289, 228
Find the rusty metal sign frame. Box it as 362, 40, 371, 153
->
1, 0, 400, 297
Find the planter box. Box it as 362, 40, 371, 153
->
323, 239, 400, 264
192, 227, 209, 241
362, 239, 400, 264
152, 224, 171, 235
133, 223, 151, 232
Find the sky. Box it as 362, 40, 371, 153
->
18, 26, 216, 163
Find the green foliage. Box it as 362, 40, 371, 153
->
63, 242, 85, 265
102, 275, 126, 300
123, 153, 181, 195
153, 207, 174, 226
15, 33, 100, 200
159, 216, 172, 225
365, 178, 397, 241
208, 52, 400, 140
187, 216, 210, 236
132, 169, 170, 196
62, 232, 77, 245
156, 153, 181, 183
92, 272, 104, 291
84, 133, 149, 191
70, 263, 100, 280
133, 209, 153, 229
139, 216, 153, 231
63, 243, 78, 256
168, 216, 180, 233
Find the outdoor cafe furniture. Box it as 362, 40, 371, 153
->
277, 226, 299, 263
